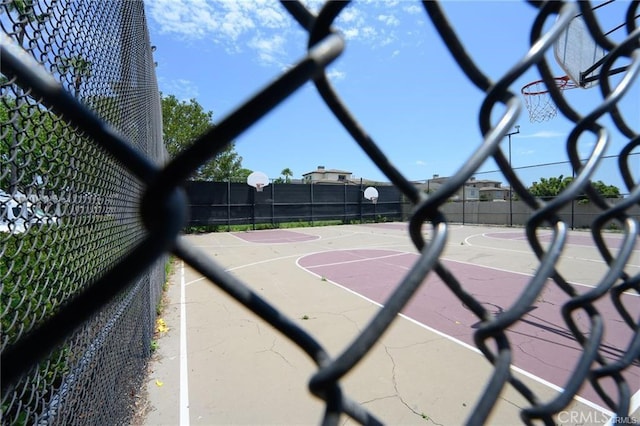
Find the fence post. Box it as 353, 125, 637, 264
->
359, 178, 363, 223
252, 187, 256, 231
374, 199, 377, 222
571, 170, 575, 230
310, 183, 314, 225
271, 181, 275, 227
462, 186, 465, 225
344, 183, 347, 223
227, 179, 231, 231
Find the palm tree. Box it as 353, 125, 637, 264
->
281, 167, 293, 184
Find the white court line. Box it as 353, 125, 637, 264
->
179, 229, 639, 419
303, 252, 409, 269
227, 230, 322, 245
184, 243, 414, 287
180, 261, 190, 426
464, 232, 640, 269
295, 264, 616, 417
482, 230, 637, 251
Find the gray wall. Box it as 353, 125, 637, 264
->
419, 199, 638, 229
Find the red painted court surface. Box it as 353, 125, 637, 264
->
232, 229, 319, 243
297, 248, 640, 410
485, 231, 637, 250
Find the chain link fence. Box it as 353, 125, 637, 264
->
1, 0, 639, 425
1, 0, 164, 423
186, 181, 404, 228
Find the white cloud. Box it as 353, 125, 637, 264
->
299, 0, 324, 14
378, 14, 400, 27
404, 4, 422, 15
147, 0, 288, 41
361, 26, 378, 40
416, 160, 426, 166
220, 10, 256, 41
519, 130, 566, 139
255, 7, 288, 28
159, 77, 199, 101
341, 28, 360, 40
248, 33, 287, 66
147, 0, 424, 67
326, 69, 346, 81
148, 0, 216, 38
339, 7, 362, 24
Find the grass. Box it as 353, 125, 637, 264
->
184, 219, 346, 234
183, 217, 394, 234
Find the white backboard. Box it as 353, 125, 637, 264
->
554, 14, 607, 88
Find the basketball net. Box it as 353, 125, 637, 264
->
371, 197, 377, 205
256, 183, 264, 192
521, 76, 578, 123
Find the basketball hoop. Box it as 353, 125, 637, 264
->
521, 76, 578, 123
363, 187, 379, 204
247, 171, 269, 192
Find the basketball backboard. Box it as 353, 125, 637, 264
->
364, 186, 379, 204
554, 14, 607, 88
247, 171, 269, 192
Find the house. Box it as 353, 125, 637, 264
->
302, 166, 353, 184
416, 175, 507, 201
467, 177, 509, 201
479, 186, 510, 201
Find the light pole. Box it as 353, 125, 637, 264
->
507, 125, 520, 227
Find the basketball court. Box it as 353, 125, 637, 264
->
142, 6, 639, 424
143, 223, 639, 425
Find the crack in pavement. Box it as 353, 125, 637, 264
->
256, 338, 293, 367
500, 395, 525, 411
383, 345, 445, 426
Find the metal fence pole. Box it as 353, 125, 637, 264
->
359, 178, 363, 223
344, 183, 347, 223
252, 187, 256, 231
310, 183, 314, 225
462, 187, 466, 225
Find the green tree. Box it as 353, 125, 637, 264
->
161, 94, 244, 181
589, 180, 621, 199
58, 56, 91, 97
280, 167, 293, 183
232, 168, 253, 182
529, 175, 573, 198
529, 175, 621, 201
0, 98, 69, 192
3, 0, 50, 193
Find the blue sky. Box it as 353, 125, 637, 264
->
144, 0, 638, 192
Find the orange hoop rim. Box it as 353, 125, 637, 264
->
521, 76, 579, 96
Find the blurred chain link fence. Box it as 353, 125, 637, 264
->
1, 0, 164, 423
1, 0, 639, 425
